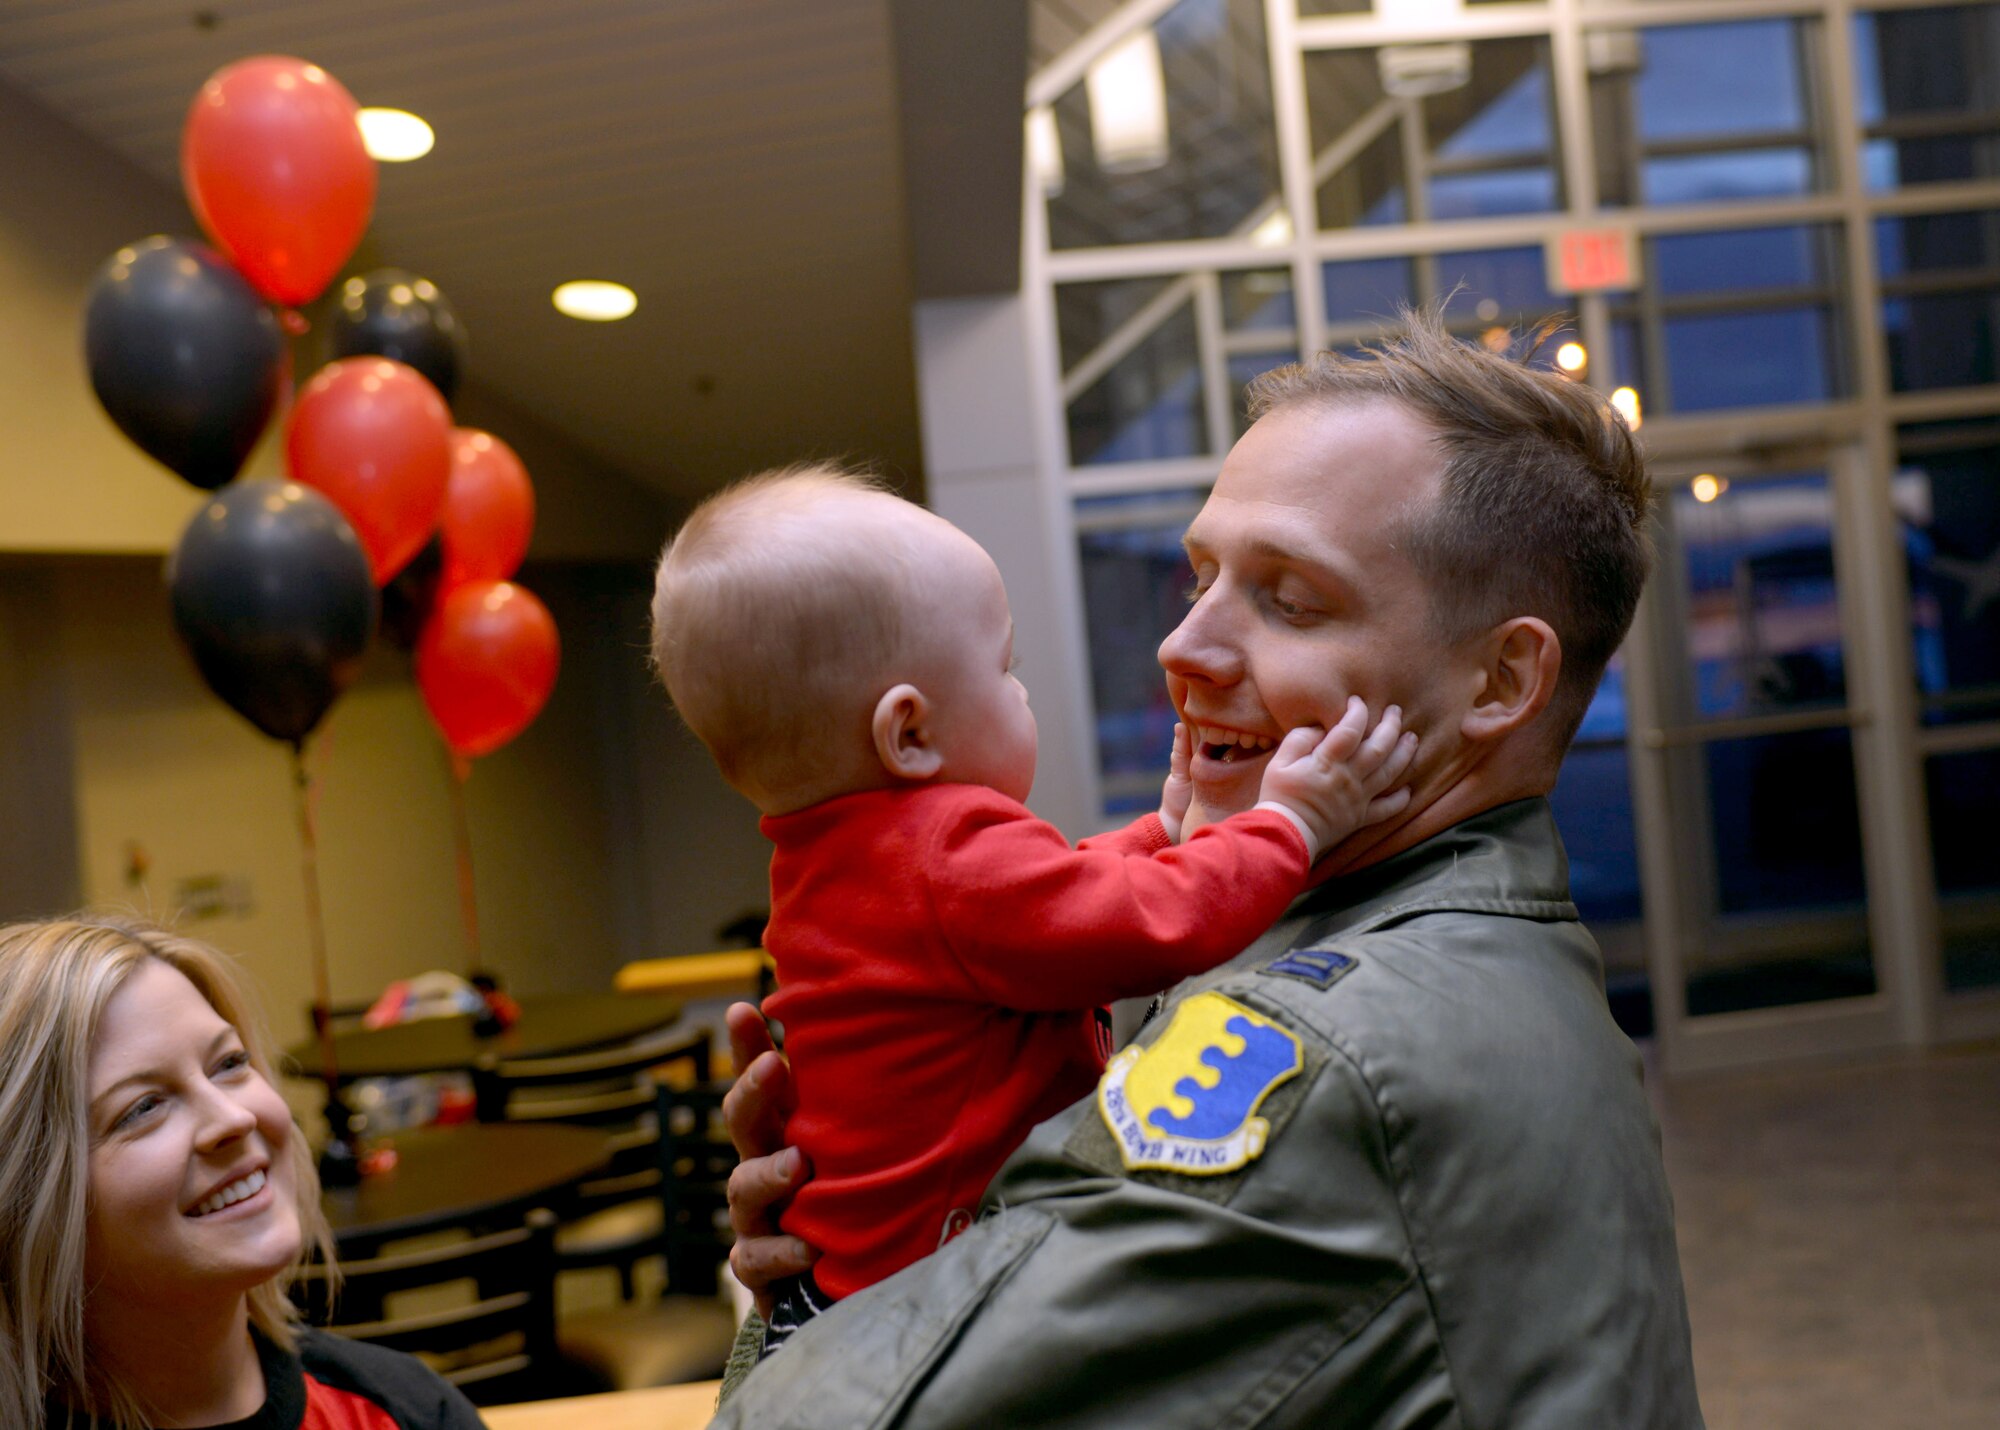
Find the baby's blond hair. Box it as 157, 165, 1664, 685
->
652, 465, 931, 808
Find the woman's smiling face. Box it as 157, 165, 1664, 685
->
83, 959, 301, 1311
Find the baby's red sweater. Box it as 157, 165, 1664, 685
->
759, 782, 1312, 1298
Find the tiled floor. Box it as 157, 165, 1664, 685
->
1654, 1042, 2000, 1429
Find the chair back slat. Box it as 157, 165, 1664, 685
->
294, 1207, 559, 1405
472, 1025, 710, 1126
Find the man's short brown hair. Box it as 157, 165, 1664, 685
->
1244, 310, 1652, 748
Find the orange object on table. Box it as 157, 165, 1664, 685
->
614, 949, 771, 1002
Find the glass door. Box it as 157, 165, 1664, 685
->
1625, 444, 1914, 1072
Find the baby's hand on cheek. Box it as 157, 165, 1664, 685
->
1255, 698, 1419, 860
1157, 722, 1194, 842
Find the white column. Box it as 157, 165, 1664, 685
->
911, 294, 1103, 838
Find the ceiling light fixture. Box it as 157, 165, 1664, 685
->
553, 281, 638, 321
1610, 386, 1642, 430
1555, 342, 1587, 373
1087, 29, 1169, 173
356, 108, 434, 162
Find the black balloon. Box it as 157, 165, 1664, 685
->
83, 236, 286, 490
169, 482, 379, 746
379, 533, 444, 652
325, 269, 466, 402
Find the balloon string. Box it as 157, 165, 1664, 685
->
291, 742, 341, 1099
445, 747, 482, 976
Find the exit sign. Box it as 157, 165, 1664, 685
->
1547, 228, 1640, 294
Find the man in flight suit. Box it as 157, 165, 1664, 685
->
711, 315, 1705, 1428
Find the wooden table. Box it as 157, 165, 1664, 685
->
320, 1122, 612, 1249
483, 1382, 722, 1430
286, 992, 684, 1083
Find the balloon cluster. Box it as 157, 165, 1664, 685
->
82, 57, 557, 762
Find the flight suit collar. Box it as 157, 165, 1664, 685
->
1278, 796, 1577, 957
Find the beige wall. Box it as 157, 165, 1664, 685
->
0, 78, 775, 1043
41, 559, 632, 1032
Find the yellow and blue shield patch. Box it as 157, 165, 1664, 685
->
1096, 991, 1303, 1175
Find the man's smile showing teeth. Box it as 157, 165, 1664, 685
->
1192, 726, 1276, 763
187, 1167, 267, 1218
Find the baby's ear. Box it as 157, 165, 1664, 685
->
872, 683, 945, 781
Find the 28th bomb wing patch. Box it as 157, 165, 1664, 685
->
1096, 991, 1303, 1175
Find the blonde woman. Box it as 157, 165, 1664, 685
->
0, 916, 484, 1429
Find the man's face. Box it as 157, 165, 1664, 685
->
1160, 398, 1459, 841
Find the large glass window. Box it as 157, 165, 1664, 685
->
1611, 225, 1846, 413
1854, 5, 2000, 191
1548, 655, 1644, 926
1895, 422, 2000, 726
1076, 492, 1205, 813
1652, 468, 1876, 1015
1304, 37, 1563, 230
1670, 473, 1848, 721
1043, 0, 1282, 250
1878, 210, 2000, 393
1589, 19, 1824, 208
1059, 279, 1208, 466
1926, 748, 2000, 991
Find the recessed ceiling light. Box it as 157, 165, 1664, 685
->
357, 108, 434, 162
553, 281, 637, 322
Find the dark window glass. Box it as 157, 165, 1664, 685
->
1229, 350, 1296, 439
1878, 211, 2000, 392
1548, 657, 1643, 924
1437, 246, 1557, 316
1664, 309, 1839, 412
1065, 301, 1207, 466
1045, 0, 1281, 250
1706, 730, 1869, 913
1077, 494, 1205, 812
1322, 257, 1412, 326
1591, 18, 1822, 208
1653, 226, 1826, 296
1220, 269, 1294, 333
1642, 148, 1814, 205
1894, 424, 2000, 725
1926, 748, 2000, 992
1057, 277, 1174, 375
1671, 473, 1847, 722
1635, 21, 1807, 141
1853, 7, 2000, 191
1422, 39, 1561, 220
1431, 166, 1561, 220
1305, 36, 1560, 230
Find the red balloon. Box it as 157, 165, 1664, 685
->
286, 358, 452, 584
441, 430, 536, 588
181, 57, 375, 306
417, 581, 560, 759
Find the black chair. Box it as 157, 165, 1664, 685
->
474, 1022, 712, 1302
294, 1209, 562, 1406
470, 1022, 711, 1127
555, 1078, 740, 1391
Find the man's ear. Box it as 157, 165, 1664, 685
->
1460, 617, 1562, 744
872, 683, 944, 781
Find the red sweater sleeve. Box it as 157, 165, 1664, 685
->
923, 794, 1310, 1011
1076, 812, 1172, 856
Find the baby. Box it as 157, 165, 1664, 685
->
650, 466, 1415, 1349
